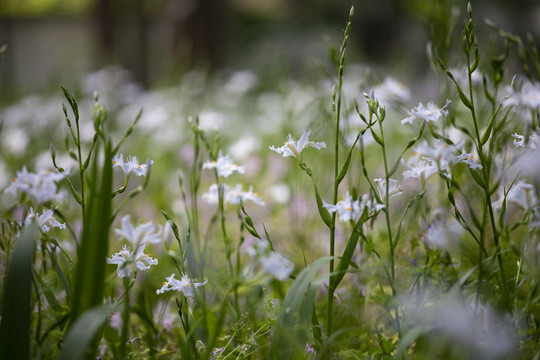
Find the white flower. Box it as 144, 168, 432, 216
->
374, 178, 403, 199
115, 215, 163, 246
156, 273, 207, 297
401, 157, 438, 183
413, 140, 481, 171
323, 191, 362, 223
112, 153, 153, 177
24, 207, 66, 232
202, 152, 245, 178
401, 100, 451, 125
5, 167, 68, 205
373, 77, 411, 105
497, 181, 537, 210
270, 129, 326, 159
107, 245, 158, 278
226, 184, 265, 206
202, 184, 264, 206
503, 81, 540, 110
423, 219, 463, 251
512, 132, 538, 150
247, 240, 294, 281
261, 252, 295, 281
454, 150, 482, 170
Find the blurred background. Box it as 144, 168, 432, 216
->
1, 0, 539, 98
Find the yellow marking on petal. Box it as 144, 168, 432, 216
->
113, 161, 118, 165
13, 177, 18, 182
346, 207, 352, 211
186, 283, 191, 287
162, 282, 167, 285
469, 156, 474, 159
138, 165, 142, 169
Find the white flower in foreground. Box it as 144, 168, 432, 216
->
374, 178, 403, 199
202, 152, 245, 178
24, 207, 66, 232
107, 245, 158, 278
401, 100, 451, 125
270, 129, 326, 159
115, 215, 163, 246
323, 191, 362, 223
5, 167, 68, 205
156, 273, 207, 297
113, 153, 153, 177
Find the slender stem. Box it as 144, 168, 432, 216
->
119, 276, 131, 359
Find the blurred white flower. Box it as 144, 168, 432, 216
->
493, 180, 537, 211
247, 240, 294, 281
373, 178, 403, 198
401, 100, 451, 125
423, 219, 463, 251
107, 245, 158, 278
373, 77, 411, 105
115, 215, 163, 247
202, 183, 264, 206
229, 136, 260, 160
323, 191, 362, 223
112, 153, 153, 177
5, 167, 68, 205
401, 157, 438, 183
512, 132, 538, 150
202, 152, 245, 178
224, 70, 258, 95
156, 273, 207, 297
226, 184, 265, 206
270, 129, 326, 159
503, 81, 540, 110
269, 183, 290, 204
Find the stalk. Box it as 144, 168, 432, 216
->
327, 6, 353, 338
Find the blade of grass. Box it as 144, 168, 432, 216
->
0, 224, 36, 360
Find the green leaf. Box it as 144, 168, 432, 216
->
330, 214, 366, 292
0, 224, 36, 360
270, 257, 333, 359
313, 183, 333, 229
59, 305, 118, 360
480, 103, 502, 145
335, 134, 359, 185
33, 268, 62, 312
70, 140, 113, 334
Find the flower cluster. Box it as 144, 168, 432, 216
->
324, 191, 385, 223
107, 215, 162, 278
5, 167, 68, 205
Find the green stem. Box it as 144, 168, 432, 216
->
119, 276, 131, 359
